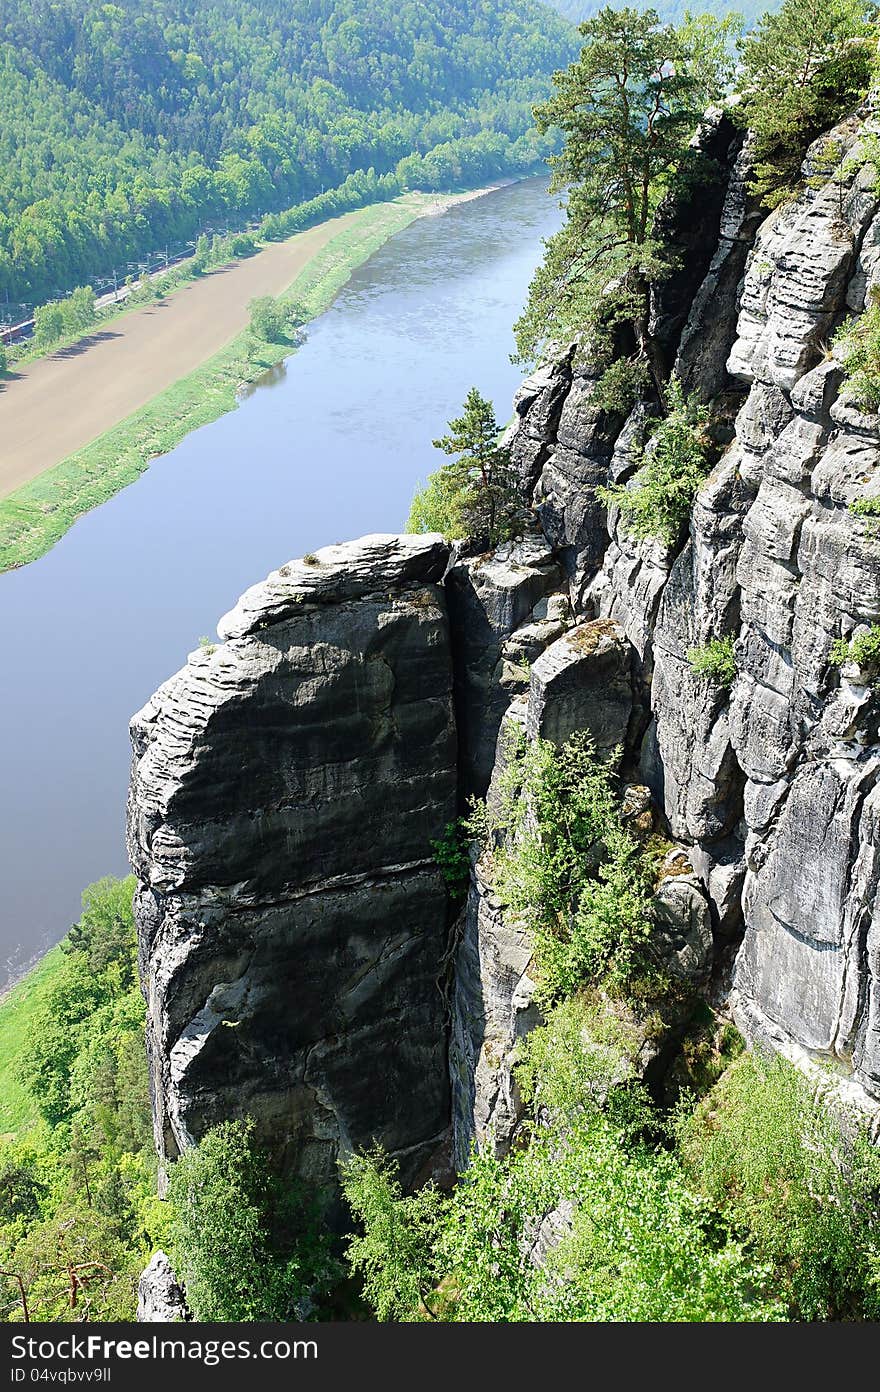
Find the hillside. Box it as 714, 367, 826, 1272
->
0, 0, 576, 303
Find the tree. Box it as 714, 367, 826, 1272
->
514, 6, 738, 381
598, 377, 711, 546
33, 302, 64, 347
166, 1119, 334, 1321
248, 294, 299, 343
0, 342, 7, 373
408, 387, 530, 545
340, 1147, 444, 1321
735, 0, 877, 205
62, 285, 95, 332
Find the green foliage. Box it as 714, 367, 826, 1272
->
248, 294, 295, 344
407, 387, 530, 545
515, 991, 655, 1136
342, 1006, 782, 1323
598, 379, 711, 547
590, 357, 652, 415
430, 820, 471, 900
0, 341, 7, 372
687, 635, 737, 686
837, 287, 880, 411
734, 0, 877, 205
514, 5, 738, 365
340, 1147, 445, 1321
850, 494, 880, 517
32, 286, 96, 347
470, 727, 659, 1000
0, 0, 575, 304
167, 1118, 336, 1322
0, 876, 157, 1323
677, 1052, 880, 1319
829, 622, 880, 675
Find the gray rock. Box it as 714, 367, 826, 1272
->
526, 620, 634, 758
137, 1252, 189, 1323
449, 859, 541, 1168
445, 536, 562, 797
652, 874, 714, 984
129, 535, 458, 1191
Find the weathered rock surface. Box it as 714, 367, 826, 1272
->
444, 535, 563, 797
129, 534, 458, 1190
136, 1252, 189, 1323
132, 112, 880, 1214
527, 619, 634, 757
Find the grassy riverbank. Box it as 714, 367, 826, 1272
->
0, 191, 461, 573
0, 945, 63, 1134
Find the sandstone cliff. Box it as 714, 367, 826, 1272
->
129, 109, 880, 1205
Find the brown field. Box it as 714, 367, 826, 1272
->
0, 211, 359, 498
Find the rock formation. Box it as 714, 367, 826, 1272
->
129, 110, 880, 1217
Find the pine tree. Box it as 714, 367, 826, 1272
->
514, 6, 738, 373
409, 387, 530, 546
736, 0, 877, 205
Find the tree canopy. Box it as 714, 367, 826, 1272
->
0, 0, 577, 304
513, 6, 738, 373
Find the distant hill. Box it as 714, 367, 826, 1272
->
0, 0, 577, 304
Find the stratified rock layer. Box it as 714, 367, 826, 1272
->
128, 535, 458, 1188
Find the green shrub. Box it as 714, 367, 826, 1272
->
829, 622, 880, 676
687, 635, 737, 686
837, 288, 880, 411
515, 992, 654, 1137
248, 294, 298, 343
590, 357, 651, 416
470, 728, 659, 1000
850, 495, 880, 518
167, 1118, 336, 1322
676, 1052, 880, 1319
430, 820, 471, 901
342, 1103, 781, 1322
598, 380, 711, 548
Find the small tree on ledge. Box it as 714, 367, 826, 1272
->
407, 387, 530, 547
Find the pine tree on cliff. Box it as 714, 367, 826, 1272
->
408, 387, 530, 546
514, 5, 738, 393
735, 0, 877, 206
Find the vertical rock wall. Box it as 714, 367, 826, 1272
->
131, 112, 880, 1196
128, 535, 458, 1188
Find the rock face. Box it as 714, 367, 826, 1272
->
132, 113, 880, 1209
136, 1252, 189, 1323
483, 115, 880, 1122
128, 535, 458, 1190
444, 535, 563, 797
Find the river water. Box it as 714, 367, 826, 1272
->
0, 176, 562, 985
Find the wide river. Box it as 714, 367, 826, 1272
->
0, 176, 563, 985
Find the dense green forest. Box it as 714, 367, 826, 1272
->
0, 0, 577, 304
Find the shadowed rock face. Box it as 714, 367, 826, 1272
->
128, 535, 458, 1188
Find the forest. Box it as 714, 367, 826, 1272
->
0, 0, 577, 305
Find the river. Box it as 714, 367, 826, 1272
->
0, 176, 563, 985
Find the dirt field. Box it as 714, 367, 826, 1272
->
0, 211, 360, 498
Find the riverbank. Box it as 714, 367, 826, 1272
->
0, 185, 505, 573
0, 943, 63, 1134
